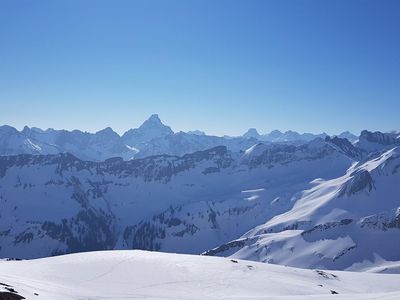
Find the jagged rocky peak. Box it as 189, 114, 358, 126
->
122, 114, 174, 147
139, 114, 173, 133
325, 135, 348, 144
340, 169, 374, 196
325, 135, 363, 158
20, 125, 44, 133
21, 125, 31, 134
243, 128, 260, 139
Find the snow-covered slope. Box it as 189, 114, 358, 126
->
1, 250, 400, 300
0, 140, 353, 259
206, 147, 400, 272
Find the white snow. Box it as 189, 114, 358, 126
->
125, 144, 139, 152
1, 250, 400, 300
211, 147, 400, 271
25, 138, 42, 152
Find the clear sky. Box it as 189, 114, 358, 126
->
0, 0, 399, 136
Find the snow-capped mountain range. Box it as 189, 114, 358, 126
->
0, 114, 359, 161
0, 122, 399, 275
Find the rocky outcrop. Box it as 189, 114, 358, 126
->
339, 170, 374, 196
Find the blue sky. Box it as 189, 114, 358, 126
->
0, 0, 399, 136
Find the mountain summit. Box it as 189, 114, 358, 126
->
243, 128, 260, 139
139, 114, 171, 131
122, 114, 174, 147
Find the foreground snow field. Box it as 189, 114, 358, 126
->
1, 250, 400, 300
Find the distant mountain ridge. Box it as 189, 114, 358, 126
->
242, 128, 358, 143
0, 114, 364, 161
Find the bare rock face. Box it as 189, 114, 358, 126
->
339, 170, 374, 196
360, 208, 400, 231
360, 130, 399, 146
357, 130, 400, 153
325, 136, 363, 159
0, 292, 25, 300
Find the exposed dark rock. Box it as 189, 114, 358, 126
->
325, 136, 363, 159
360, 130, 399, 146
315, 270, 338, 280
330, 290, 339, 294
0, 292, 25, 300
302, 219, 353, 236
360, 209, 400, 231
339, 170, 374, 196
0, 146, 233, 183
41, 208, 116, 255
203, 239, 248, 256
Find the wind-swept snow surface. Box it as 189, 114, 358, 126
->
1, 250, 400, 300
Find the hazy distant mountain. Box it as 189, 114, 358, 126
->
337, 131, 358, 142
0, 115, 390, 163
243, 128, 261, 139
122, 114, 174, 147
242, 128, 329, 143
121, 115, 258, 157
134, 131, 259, 158
0, 125, 59, 156
187, 130, 206, 136
19, 125, 137, 161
